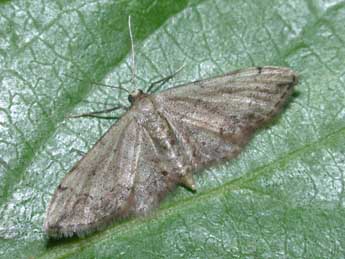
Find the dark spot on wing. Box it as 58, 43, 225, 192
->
169, 138, 176, 145
58, 184, 68, 191
160, 170, 168, 176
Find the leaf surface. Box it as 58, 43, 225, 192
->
0, 0, 344, 258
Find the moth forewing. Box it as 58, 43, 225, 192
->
45, 66, 298, 238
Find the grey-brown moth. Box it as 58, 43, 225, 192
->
44, 66, 298, 238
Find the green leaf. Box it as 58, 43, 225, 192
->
1, 0, 344, 258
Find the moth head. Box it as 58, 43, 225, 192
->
128, 89, 144, 104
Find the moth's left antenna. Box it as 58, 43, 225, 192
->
128, 16, 136, 87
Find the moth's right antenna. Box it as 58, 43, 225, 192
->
128, 16, 136, 87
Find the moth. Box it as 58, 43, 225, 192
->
44, 16, 299, 238
44, 65, 298, 238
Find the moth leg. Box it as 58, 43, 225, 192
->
67, 105, 125, 120
62, 73, 131, 94
70, 148, 86, 156
146, 64, 185, 93
68, 114, 120, 120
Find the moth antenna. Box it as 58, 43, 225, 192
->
128, 15, 137, 87
146, 63, 186, 93
175, 62, 186, 75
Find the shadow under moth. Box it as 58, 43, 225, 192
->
44, 64, 298, 238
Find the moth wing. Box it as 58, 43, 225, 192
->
44, 112, 172, 237
153, 66, 298, 168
